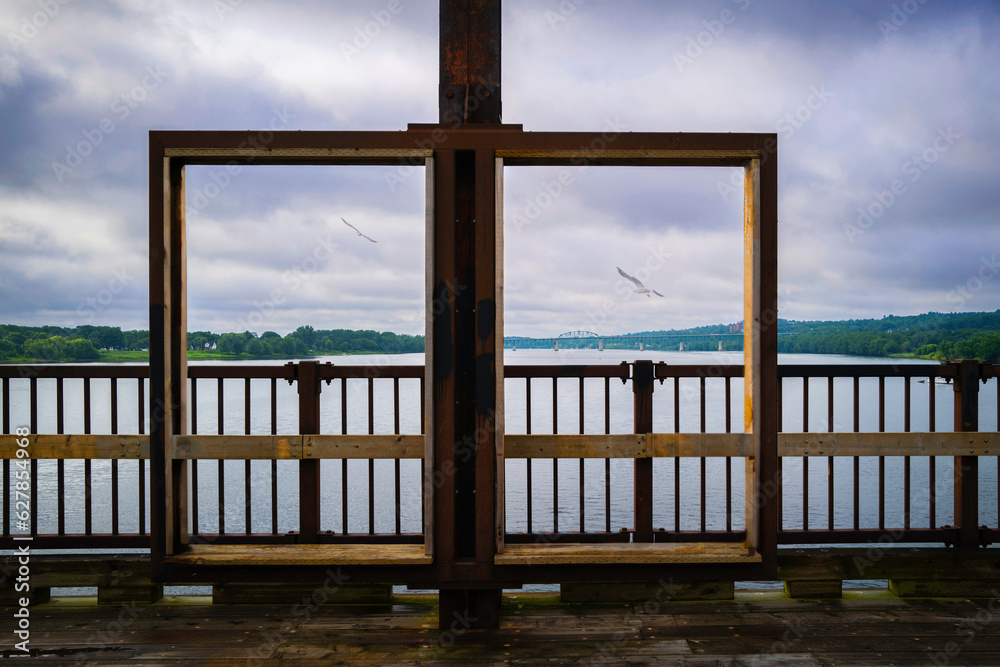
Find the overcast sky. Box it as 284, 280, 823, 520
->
1, 0, 998, 339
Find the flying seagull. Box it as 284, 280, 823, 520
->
617, 266, 664, 297
341, 217, 377, 243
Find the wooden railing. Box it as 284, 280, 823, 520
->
2, 359, 997, 553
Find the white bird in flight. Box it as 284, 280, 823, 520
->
341, 217, 377, 243
617, 266, 664, 297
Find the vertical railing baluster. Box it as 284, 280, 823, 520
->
579, 377, 585, 533
802, 454, 809, 532
699, 376, 706, 532
394, 377, 401, 535
827, 376, 834, 431
877, 376, 884, 531
929, 374, 938, 529
604, 376, 610, 533
903, 376, 911, 531
342, 377, 348, 535
84, 378, 92, 536
244, 378, 251, 535
191, 377, 199, 536
28, 376, 38, 538
552, 377, 558, 534
217, 377, 225, 535
57, 378, 65, 536
139, 376, 146, 535
802, 376, 809, 431
2, 457, 8, 537
270, 376, 278, 535
526, 377, 532, 533
777, 373, 783, 432
111, 378, 119, 535
698, 376, 707, 532
848, 374, 857, 530
725, 375, 732, 533
368, 376, 375, 535
777, 374, 784, 535
420, 374, 426, 535
673, 376, 680, 532
2, 376, 9, 434
27, 375, 39, 535
4, 376, 9, 536
29, 376, 37, 436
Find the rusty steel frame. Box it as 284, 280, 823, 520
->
148, 128, 779, 592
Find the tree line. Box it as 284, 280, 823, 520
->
2, 310, 998, 363
0, 324, 423, 362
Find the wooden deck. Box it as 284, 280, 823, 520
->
5, 590, 1000, 665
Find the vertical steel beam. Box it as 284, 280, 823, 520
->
149, 135, 166, 572
439, 0, 501, 125
633, 360, 654, 542
434, 0, 503, 629
758, 144, 780, 575
150, 140, 189, 568
432, 149, 458, 569
953, 359, 980, 549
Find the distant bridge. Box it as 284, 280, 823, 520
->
505, 331, 745, 352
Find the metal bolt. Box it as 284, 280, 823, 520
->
446, 89, 454, 98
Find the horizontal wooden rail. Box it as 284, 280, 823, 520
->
3, 432, 997, 460
170, 435, 425, 459
0, 434, 148, 459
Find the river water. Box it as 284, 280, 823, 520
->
4, 351, 998, 545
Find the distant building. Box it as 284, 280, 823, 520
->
729, 322, 743, 333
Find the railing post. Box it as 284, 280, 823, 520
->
633, 360, 654, 542
952, 359, 980, 549
297, 361, 321, 544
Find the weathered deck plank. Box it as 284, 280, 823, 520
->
3, 592, 999, 664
